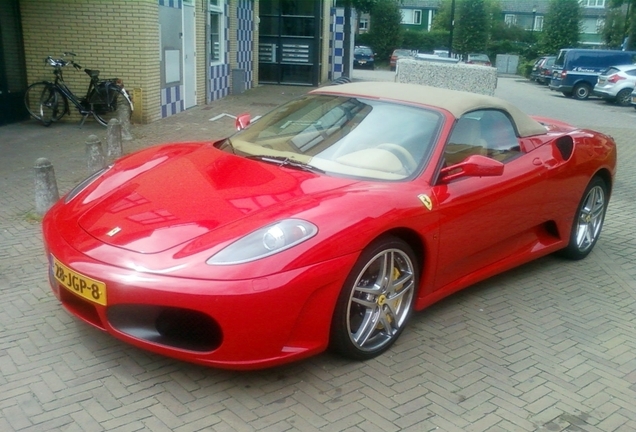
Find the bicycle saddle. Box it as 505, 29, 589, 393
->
84, 69, 100, 78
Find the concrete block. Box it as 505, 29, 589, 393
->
396, 59, 498, 96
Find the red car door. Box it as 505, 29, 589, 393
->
429, 110, 551, 292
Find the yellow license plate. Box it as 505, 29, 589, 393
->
52, 256, 107, 306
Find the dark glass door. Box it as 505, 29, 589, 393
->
0, 0, 28, 126
259, 0, 321, 85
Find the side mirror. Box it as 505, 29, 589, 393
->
440, 155, 504, 182
235, 112, 251, 131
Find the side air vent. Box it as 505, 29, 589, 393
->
555, 135, 574, 161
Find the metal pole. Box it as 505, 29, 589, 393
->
448, 0, 456, 58
344, 3, 352, 77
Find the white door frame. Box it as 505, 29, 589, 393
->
183, 1, 197, 109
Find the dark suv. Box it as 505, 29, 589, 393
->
354, 46, 375, 70
531, 56, 555, 85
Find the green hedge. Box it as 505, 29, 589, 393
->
355, 30, 450, 55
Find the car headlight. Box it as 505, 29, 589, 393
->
64, 166, 112, 203
207, 219, 318, 265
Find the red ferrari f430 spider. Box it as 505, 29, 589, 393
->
43, 82, 616, 369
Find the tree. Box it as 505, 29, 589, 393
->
431, 0, 453, 32
608, 0, 635, 50
366, 0, 403, 61
454, 0, 489, 57
602, 8, 628, 49
539, 0, 582, 54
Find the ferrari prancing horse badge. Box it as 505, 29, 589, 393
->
418, 194, 433, 211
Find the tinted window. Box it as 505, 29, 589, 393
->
554, 50, 567, 67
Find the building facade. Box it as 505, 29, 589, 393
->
499, 0, 611, 46
398, 0, 440, 32
1, 0, 347, 127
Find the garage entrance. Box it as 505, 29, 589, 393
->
258, 0, 321, 86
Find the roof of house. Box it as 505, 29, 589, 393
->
399, 0, 442, 8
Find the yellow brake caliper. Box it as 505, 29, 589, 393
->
379, 267, 402, 327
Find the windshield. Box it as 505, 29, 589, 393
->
469, 54, 489, 61
394, 49, 411, 56
355, 47, 373, 56
226, 94, 442, 181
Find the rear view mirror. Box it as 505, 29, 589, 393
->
440, 155, 504, 182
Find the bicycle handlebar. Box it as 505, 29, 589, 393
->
45, 55, 82, 70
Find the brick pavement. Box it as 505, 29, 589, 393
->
1, 76, 635, 431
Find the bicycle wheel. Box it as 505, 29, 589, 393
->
90, 85, 133, 126
24, 82, 66, 126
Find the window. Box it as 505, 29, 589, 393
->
401, 9, 422, 25
505, 14, 517, 26
444, 110, 520, 165
534, 16, 544, 31
596, 17, 604, 33
359, 19, 369, 31
414, 10, 422, 25
580, 0, 605, 7
209, 1, 224, 63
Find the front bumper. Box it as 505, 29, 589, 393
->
44, 220, 357, 370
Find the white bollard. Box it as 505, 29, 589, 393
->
34, 158, 60, 215
106, 118, 123, 163
85, 134, 105, 175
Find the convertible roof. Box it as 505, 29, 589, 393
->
313, 82, 547, 138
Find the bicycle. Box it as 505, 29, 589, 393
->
24, 52, 133, 127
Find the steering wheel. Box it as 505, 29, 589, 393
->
376, 143, 418, 173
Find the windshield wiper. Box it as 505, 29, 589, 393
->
247, 155, 325, 174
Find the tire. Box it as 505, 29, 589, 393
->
330, 235, 418, 360
24, 82, 66, 126
573, 83, 591, 100
558, 177, 608, 260
615, 88, 632, 107
90, 85, 133, 126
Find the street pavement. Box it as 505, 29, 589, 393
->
1, 72, 635, 431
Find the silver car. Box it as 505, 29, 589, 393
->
593, 64, 636, 106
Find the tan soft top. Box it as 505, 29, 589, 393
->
313, 81, 547, 138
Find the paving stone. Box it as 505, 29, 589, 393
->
2, 76, 636, 430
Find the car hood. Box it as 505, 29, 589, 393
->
77, 144, 358, 254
